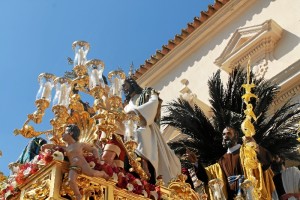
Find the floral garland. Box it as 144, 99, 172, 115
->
85, 155, 161, 199
0, 149, 161, 200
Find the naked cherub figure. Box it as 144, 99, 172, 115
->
41, 124, 109, 200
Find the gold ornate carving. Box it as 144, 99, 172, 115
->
23, 174, 51, 199
10, 41, 202, 200
168, 174, 200, 200
240, 59, 263, 199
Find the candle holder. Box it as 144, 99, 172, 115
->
208, 178, 226, 200
14, 73, 55, 138
31, 73, 56, 123
71, 41, 90, 93
50, 105, 70, 145
87, 59, 106, 109
168, 174, 201, 200
241, 179, 255, 200
53, 77, 71, 107
50, 77, 72, 144
107, 70, 126, 111
72, 40, 90, 66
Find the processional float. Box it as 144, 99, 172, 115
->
0, 41, 200, 200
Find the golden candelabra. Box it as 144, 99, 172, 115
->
13, 41, 149, 179
240, 59, 262, 199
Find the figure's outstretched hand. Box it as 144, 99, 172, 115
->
185, 149, 198, 164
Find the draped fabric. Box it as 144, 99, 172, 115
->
218, 149, 243, 199
281, 167, 300, 200
205, 163, 228, 199
124, 90, 181, 183
16, 137, 47, 164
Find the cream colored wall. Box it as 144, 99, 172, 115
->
241, 0, 300, 80
139, 0, 300, 120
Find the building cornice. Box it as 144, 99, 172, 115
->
137, 0, 257, 87
215, 19, 283, 72
271, 59, 300, 105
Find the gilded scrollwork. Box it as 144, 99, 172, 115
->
23, 174, 51, 200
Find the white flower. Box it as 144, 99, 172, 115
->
99, 160, 105, 165
10, 180, 17, 188
23, 167, 32, 177
52, 151, 64, 161
143, 190, 148, 197
127, 183, 134, 191
119, 172, 125, 177
112, 173, 118, 182
44, 149, 52, 154
5, 190, 12, 199
37, 159, 46, 166
135, 179, 142, 185
31, 155, 39, 164
150, 191, 158, 200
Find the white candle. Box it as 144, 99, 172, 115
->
125, 119, 134, 140
113, 77, 119, 96
42, 82, 52, 100
58, 83, 67, 105
215, 184, 221, 199
92, 69, 100, 88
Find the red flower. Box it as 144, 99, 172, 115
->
181, 167, 189, 175
101, 164, 114, 177
133, 184, 143, 195
54, 146, 65, 153
15, 173, 26, 185
30, 164, 39, 174
112, 166, 120, 173
37, 154, 43, 160
43, 154, 53, 164
117, 175, 128, 188
126, 173, 136, 182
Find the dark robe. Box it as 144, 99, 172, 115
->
218, 145, 271, 199
218, 149, 243, 199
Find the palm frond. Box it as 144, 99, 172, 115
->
164, 66, 300, 164
162, 99, 225, 165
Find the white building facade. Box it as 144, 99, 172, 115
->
133, 0, 300, 141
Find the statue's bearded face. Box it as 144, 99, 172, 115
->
222, 127, 238, 148
122, 81, 135, 98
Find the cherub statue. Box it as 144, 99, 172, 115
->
41, 124, 109, 200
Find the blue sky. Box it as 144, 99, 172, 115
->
0, 0, 214, 175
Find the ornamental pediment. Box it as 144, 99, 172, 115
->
215, 19, 283, 73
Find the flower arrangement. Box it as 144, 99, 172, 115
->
0, 162, 39, 200
84, 154, 161, 199
0, 147, 64, 200
1, 148, 161, 200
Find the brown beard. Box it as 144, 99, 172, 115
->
222, 138, 235, 148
